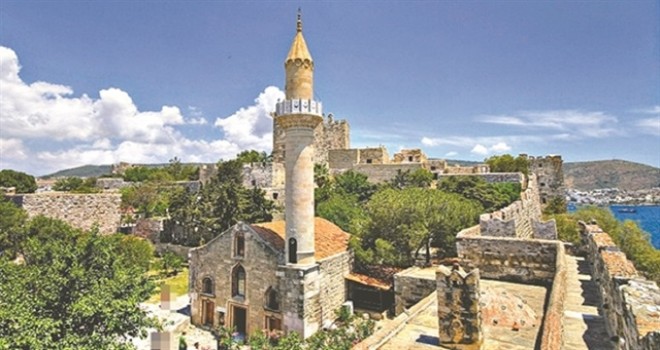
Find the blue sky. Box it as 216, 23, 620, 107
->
0, 1, 658, 176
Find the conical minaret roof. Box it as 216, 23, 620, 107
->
285, 11, 313, 63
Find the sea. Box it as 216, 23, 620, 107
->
609, 205, 660, 249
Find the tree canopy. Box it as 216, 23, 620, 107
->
485, 154, 529, 175
438, 175, 520, 213
0, 169, 37, 193
0, 204, 155, 349
163, 159, 274, 246
52, 176, 100, 193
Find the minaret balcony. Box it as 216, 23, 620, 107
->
275, 99, 322, 117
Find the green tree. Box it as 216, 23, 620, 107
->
0, 199, 28, 259
438, 176, 519, 212
543, 196, 568, 215
0, 215, 155, 349
52, 177, 100, 193
485, 154, 529, 175
165, 159, 274, 246
358, 188, 481, 267
333, 170, 376, 203
160, 251, 184, 277
0, 169, 37, 193
317, 193, 366, 234
236, 150, 270, 164
388, 168, 434, 189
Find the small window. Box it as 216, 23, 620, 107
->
251, 179, 257, 186
272, 192, 279, 200
235, 232, 245, 257
202, 277, 214, 295
232, 265, 246, 297
366, 159, 372, 164
266, 316, 282, 332
430, 166, 436, 171
265, 287, 280, 311
408, 156, 413, 162
540, 182, 546, 187
288, 238, 297, 264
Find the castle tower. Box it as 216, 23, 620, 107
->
274, 11, 323, 265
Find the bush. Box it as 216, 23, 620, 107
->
0, 169, 37, 193
160, 251, 184, 277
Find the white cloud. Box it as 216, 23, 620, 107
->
490, 142, 511, 153
479, 110, 620, 138
444, 151, 458, 157
636, 117, 660, 136
214, 86, 283, 151
471, 144, 488, 155
0, 138, 28, 160
0, 46, 283, 175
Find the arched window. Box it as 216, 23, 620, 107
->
232, 265, 246, 297
202, 277, 214, 295
235, 232, 245, 257
288, 238, 297, 264
265, 287, 280, 311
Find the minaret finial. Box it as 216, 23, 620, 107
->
297, 8, 302, 32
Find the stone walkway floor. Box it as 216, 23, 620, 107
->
561, 255, 613, 350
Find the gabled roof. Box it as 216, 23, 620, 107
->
251, 217, 350, 260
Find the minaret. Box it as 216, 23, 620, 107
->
274, 11, 322, 265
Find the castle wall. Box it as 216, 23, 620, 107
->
392, 149, 427, 164
328, 149, 360, 170
437, 172, 522, 184
351, 163, 424, 184
274, 115, 350, 165
526, 155, 565, 206
357, 147, 389, 165
580, 223, 660, 350
393, 267, 437, 315
7, 192, 121, 235
478, 174, 547, 239
456, 231, 559, 284
539, 242, 568, 350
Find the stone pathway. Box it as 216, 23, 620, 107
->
561, 255, 613, 350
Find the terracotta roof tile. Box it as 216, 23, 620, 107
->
251, 217, 350, 260
346, 273, 391, 290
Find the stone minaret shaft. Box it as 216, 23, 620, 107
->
275, 12, 322, 265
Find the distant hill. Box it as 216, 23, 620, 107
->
564, 160, 660, 191
42, 165, 113, 179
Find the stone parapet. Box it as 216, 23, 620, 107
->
456, 233, 559, 284
580, 222, 660, 350
436, 264, 482, 350
393, 267, 437, 316
6, 192, 121, 235
539, 242, 568, 350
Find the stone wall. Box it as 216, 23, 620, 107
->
437, 172, 522, 184
478, 174, 547, 239
526, 155, 565, 207
96, 177, 131, 190
393, 267, 437, 315
539, 242, 568, 350
7, 192, 121, 235
273, 114, 350, 164
392, 149, 427, 164
357, 147, 390, 165
327, 149, 360, 169
456, 228, 559, 284
351, 163, 424, 184
242, 163, 285, 189
580, 223, 660, 350
443, 165, 490, 175
317, 251, 352, 324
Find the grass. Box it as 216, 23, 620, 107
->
147, 267, 189, 304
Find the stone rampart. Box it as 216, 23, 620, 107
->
351, 163, 424, 184
7, 192, 121, 235
478, 174, 548, 239
393, 267, 437, 316
438, 172, 522, 184
580, 223, 660, 350
242, 163, 285, 189
539, 242, 568, 350
456, 231, 559, 284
